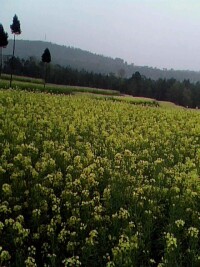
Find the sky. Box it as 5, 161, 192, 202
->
1, 0, 200, 71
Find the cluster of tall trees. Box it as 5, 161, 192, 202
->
2, 56, 200, 108
123, 72, 199, 108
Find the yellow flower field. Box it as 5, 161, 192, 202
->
0, 89, 200, 266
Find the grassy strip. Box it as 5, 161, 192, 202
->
76, 92, 160, 107
0, 79, 73, 94
0, 78, 120, 96
111, 95, 159, 106
1, 73, 43, 84
159, 100, 183, 109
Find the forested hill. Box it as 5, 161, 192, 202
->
4, 39, 200, 82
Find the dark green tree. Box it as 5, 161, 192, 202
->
10, 14, 21, 87
42, 48, 51, 88
0, 24, 8, 78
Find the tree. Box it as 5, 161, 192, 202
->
118, 68, 126, 79
0, 24, 8, 78
42, 48, 51, 88
10, 14, 21, 87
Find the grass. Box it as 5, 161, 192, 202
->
111, 95, 159, 106
159, 100, 183, 109
75, 92, 160, 107
0, 75, 120, 96
1, 73, 43, 84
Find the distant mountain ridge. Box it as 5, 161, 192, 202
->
4, 39, 200, 82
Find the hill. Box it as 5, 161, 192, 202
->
4, 39, 200, 82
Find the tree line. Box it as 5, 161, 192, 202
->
2, 56, 200, 108
5, 39, 200, 83
1, 15, 200, 108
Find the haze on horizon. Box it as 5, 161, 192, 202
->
1, 0, 200, 71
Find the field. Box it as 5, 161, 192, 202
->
0, 75, 120, 96
0, 89, 200, 266
0, 74, 178, 108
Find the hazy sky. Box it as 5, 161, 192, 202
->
1, 0, 200, 71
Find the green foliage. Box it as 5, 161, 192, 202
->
42, 48, 51, 64
0, 24, 8, 48
10, 15, 21, 35
0, 90, 200, 266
